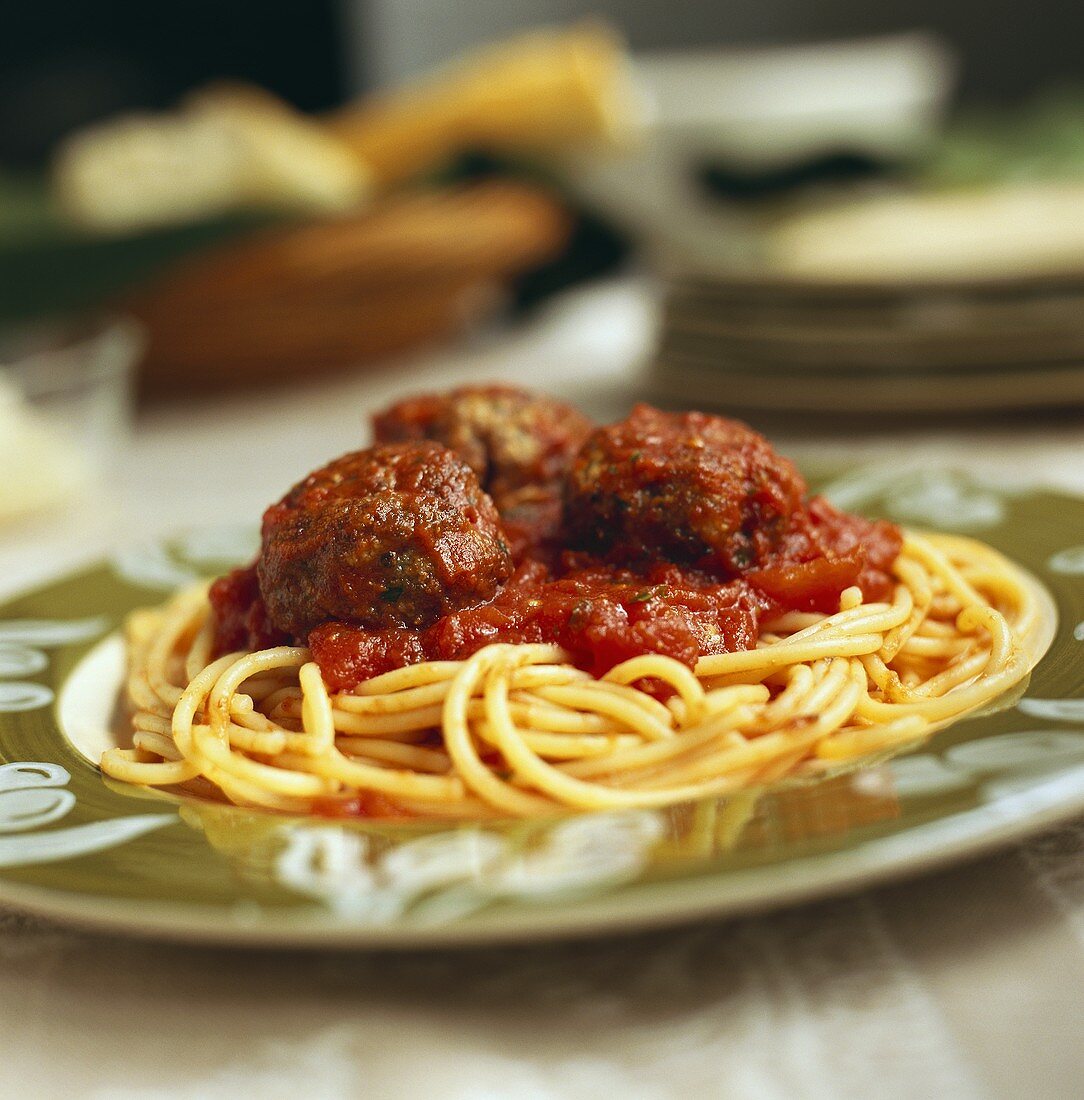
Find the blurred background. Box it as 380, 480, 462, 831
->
4, 0, 1084, 576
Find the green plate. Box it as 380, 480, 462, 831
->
1, 472, 1082, 949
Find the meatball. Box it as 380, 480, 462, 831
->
372, 385, 594, 505
258, 442, 513, 636
564, 404, 807, 575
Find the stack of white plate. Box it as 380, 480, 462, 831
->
651, 271, 1084, 414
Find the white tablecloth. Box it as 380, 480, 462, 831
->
3, 280, 1084, 1099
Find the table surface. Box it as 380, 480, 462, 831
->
3, 279, 1084, 1100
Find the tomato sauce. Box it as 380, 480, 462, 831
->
208, 399, 903, 694
309, 562, 763, 689
210, 494, 900, 692
208, 566, 288, 654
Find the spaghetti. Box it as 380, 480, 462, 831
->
102, 531, 1048, 819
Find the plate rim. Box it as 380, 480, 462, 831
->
0, 758, 1081, 950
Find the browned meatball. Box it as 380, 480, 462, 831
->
258, 442, 512, 636
372, 385, 594, 504
564, 404, 807, 575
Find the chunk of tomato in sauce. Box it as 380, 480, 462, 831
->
208, 565, 288, 654
308, 622, 427, 692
